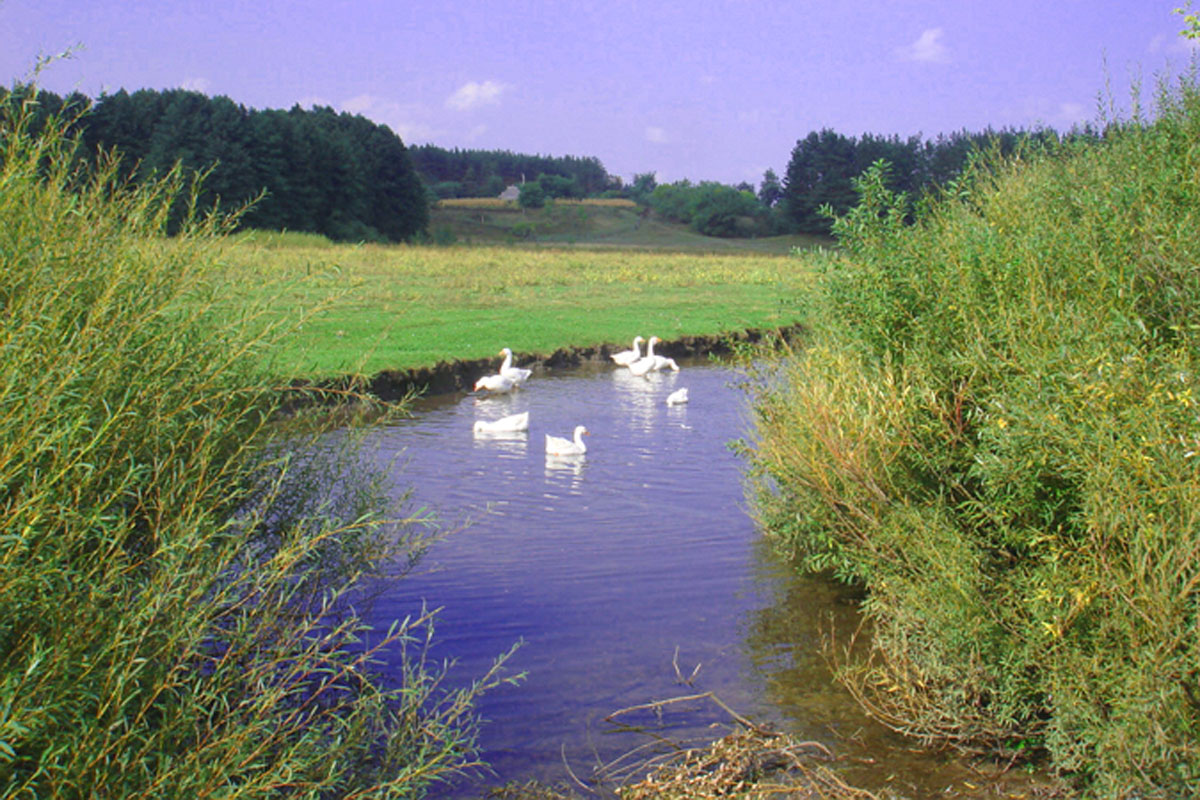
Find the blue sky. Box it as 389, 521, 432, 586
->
2, 1, 1196, 185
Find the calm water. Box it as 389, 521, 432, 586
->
358, 359, 974, 797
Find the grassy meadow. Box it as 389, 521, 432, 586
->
426, 198, 826, 253
219, 231, 816, 379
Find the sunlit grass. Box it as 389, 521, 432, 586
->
221, 234, 815, 377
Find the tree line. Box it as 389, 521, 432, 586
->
408, 144, 616, 200
5, 85, 429, 242
777, 126, 1078, 234
642, 126, 1084, 238
6, 83, 1090, 242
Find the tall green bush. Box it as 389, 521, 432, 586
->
746, 71, 1200, 797
0, 90, 511, 798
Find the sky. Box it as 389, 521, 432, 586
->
2, 1, 1197, 186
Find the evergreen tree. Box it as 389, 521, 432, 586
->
758, 168, 783, 207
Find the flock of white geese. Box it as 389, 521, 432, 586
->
471, 338, 688, 456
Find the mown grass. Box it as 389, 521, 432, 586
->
0, 91, 514, 798
219, 232, 815, 378
744, 70, 1200, 798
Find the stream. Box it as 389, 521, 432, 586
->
357, 358, 1000, 797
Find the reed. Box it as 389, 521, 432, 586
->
0, 90, 513, 798
745, 69, 1200, 797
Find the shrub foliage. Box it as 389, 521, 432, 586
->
746, 72, 1200, 797
0, 90, 509, 798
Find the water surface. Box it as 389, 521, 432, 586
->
360, 359, 977, 796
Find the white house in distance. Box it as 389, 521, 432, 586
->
498, 184, 520, 201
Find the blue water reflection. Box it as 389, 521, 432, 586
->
359, 360, 790, 789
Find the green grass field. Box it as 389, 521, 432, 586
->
221, 231, 817, 378
426, 200, 827, 254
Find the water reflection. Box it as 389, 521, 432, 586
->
544, 453, 586, 493
610, 366, 683, 432
471, 428, 529, 456
357, 359, 970, 797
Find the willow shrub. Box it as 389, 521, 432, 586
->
745, 73, 1200, 797
0, 94, 514, 798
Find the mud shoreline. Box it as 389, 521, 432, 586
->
290, 324, 804, 405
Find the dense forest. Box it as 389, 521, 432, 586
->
777, 126, 1074, 234
628, 126, 1074, 238
6, 86, 429, 242
7, 83, 1085, 241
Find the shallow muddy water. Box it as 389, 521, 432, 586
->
359, 359, 1008, 798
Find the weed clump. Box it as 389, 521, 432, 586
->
746, 71, 1200, 797
0, 90, 508, 797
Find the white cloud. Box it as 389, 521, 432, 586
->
341, 93, 377, 114
393, 120, 440, 144
445, 80, 510, 111
296, 94, 333, 109
180, 77, 211, 93
645, 126, 668, 144
1009, 96, 1094, 132
331, 94, 442, 143
467, 124, 489, 139
1055, 102, 1088, 127
1149, 32, 1200, 54
896, 28, 950, 63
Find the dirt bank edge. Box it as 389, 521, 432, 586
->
291, 324, 804, 404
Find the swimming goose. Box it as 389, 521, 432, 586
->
545, 425, 589, 456
644, 336, 678, 372
611, 336, 645, 367
473, 411, 530, 434
666, 388, 689, 406
627, 336, 660, 376
474, 373, 517, 393
499, 347, 532, 384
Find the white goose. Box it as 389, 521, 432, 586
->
474, 373, 516, 393
499, 347, 532, 385
473, 411, 530, 434
611, 336, 644, 367
627, 336, 660, 377
645, 336, 679, 372
545, 425, 589, 456
666, 388, 689, 406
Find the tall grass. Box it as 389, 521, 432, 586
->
0, 92, 512, 797
745, 70, 1200, 797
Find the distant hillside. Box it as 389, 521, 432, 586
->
409, 144, 616, 199
426, 198, 828, 253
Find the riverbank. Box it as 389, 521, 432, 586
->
288, 324, 802, 403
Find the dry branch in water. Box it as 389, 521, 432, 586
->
615, 726, 873, 800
